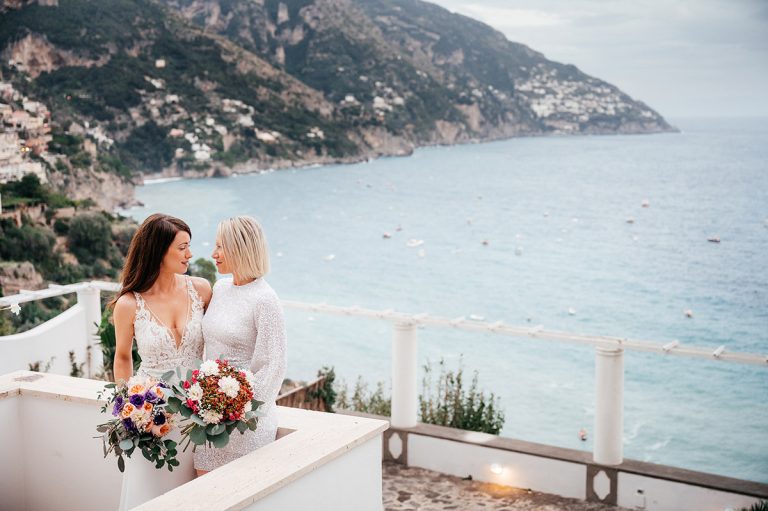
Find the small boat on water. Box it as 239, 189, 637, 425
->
406, 239, 424, 248
707, 237, 721, 243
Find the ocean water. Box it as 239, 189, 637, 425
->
124, 118, 768, 482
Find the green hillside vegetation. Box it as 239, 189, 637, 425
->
0, 0, 673, 185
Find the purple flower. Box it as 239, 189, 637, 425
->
122, 418, 137, 434
129, 394, 145, 407
144, 390, 159, 403
112, 396, 124, 416
153, 413, 167, 426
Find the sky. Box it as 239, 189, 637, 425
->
428, 0, 768, 118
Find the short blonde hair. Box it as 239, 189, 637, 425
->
217, 216, 270, 281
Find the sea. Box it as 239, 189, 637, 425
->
122, 117, 768, 483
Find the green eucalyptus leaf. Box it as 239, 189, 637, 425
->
236, 422, 247, 433
186, 369, 193, 381
164, 440, 177, 450
189, 426, 207, 445
179, 406, 192, 418
190, 414, 206, 427
117, 455, 125, 473
161, 370, 176, 382
155, 459, 165, 469
210, 432, 230, 449
118, 439, 134, 451
209, 423, 226, 436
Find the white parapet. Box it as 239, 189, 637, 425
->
0, 371, 388, 511
0, 303, 89, 376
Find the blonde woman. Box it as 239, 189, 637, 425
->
194, 216, 287, 475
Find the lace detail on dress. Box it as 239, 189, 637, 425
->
133, 277, 204, 380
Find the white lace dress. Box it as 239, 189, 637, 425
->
194, 277, 287, 471
118, 277, 205, 511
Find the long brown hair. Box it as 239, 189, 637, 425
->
109, 213, 191, 308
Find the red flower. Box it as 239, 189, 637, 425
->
183, 381, 191, 389
186, 399, 196, 408
192, 370, 199, 377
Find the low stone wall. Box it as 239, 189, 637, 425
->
342, 410, 768, 511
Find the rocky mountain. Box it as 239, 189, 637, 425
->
0, 0, 674, 205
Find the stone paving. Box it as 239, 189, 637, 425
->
382, 462, 627, 511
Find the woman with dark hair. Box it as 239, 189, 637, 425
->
112, 213, 212, 510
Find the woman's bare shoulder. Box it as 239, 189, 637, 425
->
113, 293, 138, 315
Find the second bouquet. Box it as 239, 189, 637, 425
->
166, 358, 265, 451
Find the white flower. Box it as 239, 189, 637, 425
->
200, 409, 222, 424
187, 382, 203, 401
218, 376, 240, 398
243, 370, 256, 389
199, 360, 220, 377
10, 303, 21, 315
130, 409, 150, 428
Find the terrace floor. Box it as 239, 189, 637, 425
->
382, 462, 627, 511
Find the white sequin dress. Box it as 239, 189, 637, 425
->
194, 277, 287, 471
119, 276, 205, 510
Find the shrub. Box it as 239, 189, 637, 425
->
336, 377, 391, 417
419, 358, 505, 434
68, 213, 112, 264
309, 366, 338, 412
0, 219, 56, 265
97, 306, 141, 382
53, 218, 70, 235
336, 357, 506, 434
189, 258, 216, 285
69, 350, 85, 378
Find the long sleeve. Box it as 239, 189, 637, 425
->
249, 293, 287, 407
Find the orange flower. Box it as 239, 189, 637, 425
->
128, 384, 145, 395
159, 424, 171, 436
145, 421, 153, 432
120, 403, 135, 418
153, 387, 164, 398
142, 402, 153, 413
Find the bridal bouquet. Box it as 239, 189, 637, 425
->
96, 374, 180, 472
166, 359, 264, 451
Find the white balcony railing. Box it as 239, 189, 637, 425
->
1, 280, 766, 470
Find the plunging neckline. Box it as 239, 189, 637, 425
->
138, 284, 191, 350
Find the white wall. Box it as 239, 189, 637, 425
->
408, 434, 587, 500
0, 305, 89, 376
618, 472, 761, 511
19, 394, 122, 511
0, 397, 25, 511
244, 436, 383, 511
